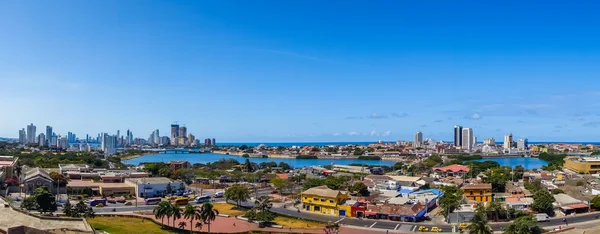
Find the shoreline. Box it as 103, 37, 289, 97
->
212, 151, 405, 161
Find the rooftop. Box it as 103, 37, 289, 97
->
125, 177, 174, 184
462, 183, 492, 190
432, 164, 470, 173
302, 185, 346, 198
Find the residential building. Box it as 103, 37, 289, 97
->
484, 138, 495, 145
205, 138, 212, 146
504, 134, 513, 150
211, 138, 216, 145
432, 164, 470, 177
187, 133, 195, 146
553, 193, 589, 215
167, 160, 191, 171
563, 156, 600, 174
462, 128, 473, 152
301, 185, 349, 216
38, 133, 46, 147
414, 132, 423, 148
154, 129, 160, 145
0, 156, 18, 181
454, 125, 463, 147
102, 134, 117, 156
26, 123, 36, 144
517, 138, 528, 151
462, 183, 493, 202
18, 128, 26, 144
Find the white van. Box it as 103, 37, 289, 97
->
214, 192, 224, 198
535, 213, 549, 222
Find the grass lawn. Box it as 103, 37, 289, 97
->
212, 203, 247, 216
273, 216, 325, 229
88, 216, 183, 234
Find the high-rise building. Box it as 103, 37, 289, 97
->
503, 134, 513, 149
38, 133, 46, 147
205, 138, 211, 146
187, 133, 195, 146
462, 128, 473, 152
454, 125, 463, 147
102, 134, 117, 156
170, 124, 179, 145
26, 123, 36, 144
484, 138, 495, 145
57, 136, 69, 149
211, 138, 216, 146
414, 132, 423, 148
161, 136, 170, 145
18, 128, 26, 144
50, 135, 58, 147
153, 129, 160, 145
517, 138, 528, 151
46, 126, 53, 145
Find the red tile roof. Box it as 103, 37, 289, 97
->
276, 173, 289, 179
433, 164, 470, 173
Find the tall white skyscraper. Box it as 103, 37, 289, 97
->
26, 123, 36, 144
102, 134, 117, 156
517, 138, 528, 151
461, 128, 473, 152
414, 132, 423, 148
38, 133, 46, 147
18, 129, 26, 144
503, 134, 513, 149
154, 129, 160, 145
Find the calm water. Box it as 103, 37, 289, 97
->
473, 157, 547, 170
123, 152, 398, 168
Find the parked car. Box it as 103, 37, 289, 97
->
418, 226, 428, 232
271, 190, 278, 194
535, 213, 550, 222
213, 192, 224, 198
430, 227, 442, 232
124, 201, 133, 206
116, 199, 126, 203
107, 200, 116, 204
458, 223, 468, 229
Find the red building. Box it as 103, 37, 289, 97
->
167, 160, 191, 171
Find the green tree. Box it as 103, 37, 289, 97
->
154, 201, 172, 227
591, 196, 600, 210
170, 204, 182, 230
277, 162, 292, 171
183, 205, 199, 233
486, 200, 506, 221
244, 159, 253, 172
84, 206, 96, 219
21, 196, 38, 210
49, 171, 69, 187
74, 201, 88, 218
253, 196, 275, 223
224, 184, 251, 208
244, 209, 257, 221
270, 177, 290, 194
35, 186, 57, 214
199, 202, 219, 234
439, 186, 463, 218
178, 221, 187, 230
503, 213, 542, 234
531, 189, 555, 216
348, 182, 369, 196
468, 203, 493, 234
63, 200, 74, 217
551, 189, 564, 194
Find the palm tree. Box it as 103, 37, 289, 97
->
154, 201, 171, 228
199, 202, 219, 233
178, 221, 187, 230
171, 204, 182, 229
183, 205, 200, 233
254, 196, 272, 213
468, 204, 493, 234
195, 221, 203, 231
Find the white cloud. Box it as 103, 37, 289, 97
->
368, 112, 388, 119
370, 130, 377, 136
472, 113, 481, 119
333, 133, 342, 136
348, 132, 361, 136
382, 131, 392, 136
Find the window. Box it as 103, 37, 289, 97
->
320, 198, 326, 202
480, 191, 483, 196
329, 199, 334, 204
314, 206, 321, 211
313, 197, 318, 201
469, 190, 473, 195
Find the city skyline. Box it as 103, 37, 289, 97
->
2, 1, 600, 142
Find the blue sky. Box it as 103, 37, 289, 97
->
1, 1, 600, 142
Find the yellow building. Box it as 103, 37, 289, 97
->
462, 183, 493, 202
563, 156, 600, 174
301, 185, 349, 216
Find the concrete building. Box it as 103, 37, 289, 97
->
301, 185, 350, 216
504, 134, 513, 150
26, 123, 36, 144
18, 128, 26, 144
153, 129, 160, 145
517, 138, 528, 151
454, 125, 463, 147
414, 132, 423, 148
125, 177, 183, 198
563, 156, 600, 174
23, 168, 54, 194
102, 134, 117, 156
484, 138, 495, 145
462, 128, 473, 152
170, 124, 179, 146
38, 133, 46, 147
463, 183, 493, 202
45, 126, 53, 146
0, 156, 19, 181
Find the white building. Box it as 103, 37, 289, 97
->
462, 128, 473, 152
45, 126, 53, 146
484, 138, 495, 145
19, 128, 26, 144
102, 134, 117, 156
517, 138, 528, 152
38, 133, 46, 147
414, 132, 423, 148
504, 134, 513, 150
125, 177, 184, 198
26, 123, 36, 144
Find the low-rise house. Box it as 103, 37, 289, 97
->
301, 185, 350, 216
553, 193, 589, 215
167, 160, 191, 171
59, 164, 91, 174
125, 177, 184, 198
462, 183, 493, 202
505, 197, 534, 211
432, 164, 470, 178
0, 156, 18, 181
